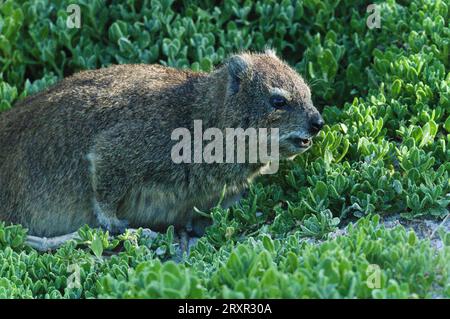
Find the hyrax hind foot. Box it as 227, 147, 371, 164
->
93, 208, 129, 234
102, 217, 129, 235
176, 229, 199, 259
92, 199, 129, 234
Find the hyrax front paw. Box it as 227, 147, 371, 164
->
102, 217, 129, 235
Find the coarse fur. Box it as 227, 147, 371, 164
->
0, 51, 323, 237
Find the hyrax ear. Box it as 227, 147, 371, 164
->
264, 47, 278, 58
227, 54, 252, 95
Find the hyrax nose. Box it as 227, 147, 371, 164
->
309, 114, 324, 134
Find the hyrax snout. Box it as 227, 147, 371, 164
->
0, 50, 323, 237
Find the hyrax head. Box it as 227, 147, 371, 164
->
221, 50, 324, 157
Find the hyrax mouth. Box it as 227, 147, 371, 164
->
287, 136, 312, 148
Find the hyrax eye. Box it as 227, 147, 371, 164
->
270, 95, 288, 109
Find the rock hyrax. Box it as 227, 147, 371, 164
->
0, 50, 324, 237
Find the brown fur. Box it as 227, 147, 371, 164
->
0, 51, 323, 236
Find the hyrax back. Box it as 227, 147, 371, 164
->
0, 52, 323, 237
